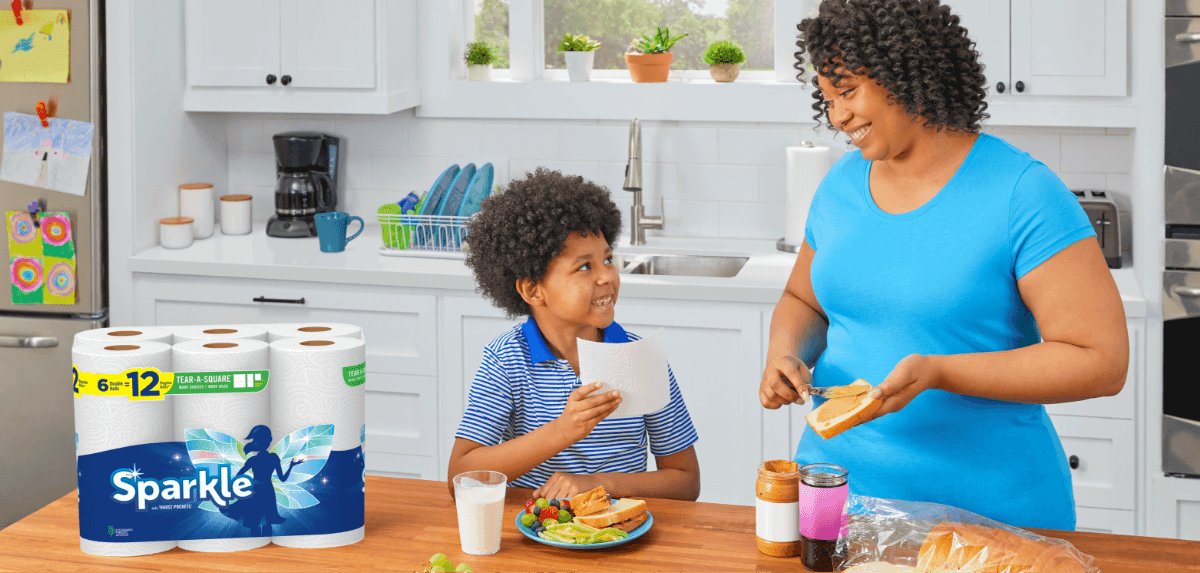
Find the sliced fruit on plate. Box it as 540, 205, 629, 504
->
805, 379, 882, 439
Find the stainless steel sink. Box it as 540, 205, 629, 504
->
618, 254, 749, 278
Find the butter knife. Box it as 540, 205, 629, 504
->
808, 384, 870, 399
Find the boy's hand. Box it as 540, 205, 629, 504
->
555, 382, 621, 443
533, 472, 603, 501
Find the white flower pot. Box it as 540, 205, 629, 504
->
468, 64, 492, 81
564, 51, 595, 82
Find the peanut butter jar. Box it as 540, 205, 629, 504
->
756, 460, 802, 557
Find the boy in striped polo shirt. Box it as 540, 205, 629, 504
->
449, 168, 700, 501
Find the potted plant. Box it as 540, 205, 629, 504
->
625, 27, 687, 83
464, 41, 497, 81
557, 33, 601, 82
704, 40, 746, 83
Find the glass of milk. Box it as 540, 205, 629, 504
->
452, 470, 508, 555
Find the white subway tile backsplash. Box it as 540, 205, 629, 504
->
676, 164, 758, 202
482, 123, 561, 160
560, 125, 630, 162
720, 201, 785, 239
227, 117, 1129, 241
718, 127, 807, 166
1061, 134, 1133, 173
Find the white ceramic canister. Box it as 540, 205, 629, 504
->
179, 182, 215, 239
219, 194, 253, 235
160, 216, 195, 249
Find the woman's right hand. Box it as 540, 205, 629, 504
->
555, 382, 621, 442
760, 355, 812, 409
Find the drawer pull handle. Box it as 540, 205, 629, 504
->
252, 296, 306, 305
0, 335, 58, 348
1173, 286, 1200, 298
1069, 455, 1080, 470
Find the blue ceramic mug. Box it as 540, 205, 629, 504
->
314, 211, 364, 253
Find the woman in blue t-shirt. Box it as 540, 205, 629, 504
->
760, 0, 1128, 530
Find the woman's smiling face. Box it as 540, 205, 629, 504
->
815, 68, 924, 162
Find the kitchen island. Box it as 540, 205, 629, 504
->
0, 476, 1194, 572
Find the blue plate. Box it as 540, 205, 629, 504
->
456, 162, 494, 218
514, 502, 652, 550
419, 164, 460, 216
437, 163, 476, 216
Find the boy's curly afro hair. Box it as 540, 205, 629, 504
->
464, 168, 623, 318
794, 0, 988, 132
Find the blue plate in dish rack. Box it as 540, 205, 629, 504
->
456, 162, 494, 218
436, 163, 476, 216
514, 502, 653, 550
420, 164, 459, 216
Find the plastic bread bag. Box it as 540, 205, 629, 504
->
835, 495, 1099, 573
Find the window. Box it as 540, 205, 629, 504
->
542, 0, 774, 77
474, 0, 510, 69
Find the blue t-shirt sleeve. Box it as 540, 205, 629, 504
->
643, 364, 699, 457
454, 346, 514, 447
1008, 162, 1096, 279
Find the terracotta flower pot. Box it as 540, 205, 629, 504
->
709, 63, 741, 83
625, 52, 673, 83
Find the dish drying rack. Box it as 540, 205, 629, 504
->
377, 213, 471, 259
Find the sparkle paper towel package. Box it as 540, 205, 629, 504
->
170, 324, 268, 343
265, 323, 363, 342
71, 324, 366, 555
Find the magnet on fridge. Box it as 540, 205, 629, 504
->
11, 0, 23, 25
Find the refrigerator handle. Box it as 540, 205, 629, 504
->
0, 335, 59, 348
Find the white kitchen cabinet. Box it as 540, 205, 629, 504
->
1075, 507, 1135, 535
1150, 476, 1200, 540
438, 295, 764, 505
1052, 415, 1136, 511
183, 0, 417, 113
131, 273, 439, 478
949, 0, 1127, 97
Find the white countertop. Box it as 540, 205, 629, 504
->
129, 224, 1147, 316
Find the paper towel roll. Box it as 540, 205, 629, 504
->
171, 340, 271, 552
72, 342, 176, 556
74, 327, 173, 346
265, 323, 363, 342
784, 144, 831, 247
268, 336, 365, 548
170, 325, 268, 343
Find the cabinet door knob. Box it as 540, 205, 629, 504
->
1015, 80, 1026, 93
252, 296, 306, 305
1069, 455, 1080, 470
281, 75, 293, 86
266, 74, 277, 85
996, 81, 1006, 93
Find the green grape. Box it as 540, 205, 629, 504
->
429, 553, 447, 564
455, 564, 473, 573
429, 566, 447, 573
435, 559, 455, 572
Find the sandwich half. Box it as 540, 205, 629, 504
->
573, 498, 648, 533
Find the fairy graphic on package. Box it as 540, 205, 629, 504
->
184, 423, 335, 537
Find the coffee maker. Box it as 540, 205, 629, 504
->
267, 132, 341, 238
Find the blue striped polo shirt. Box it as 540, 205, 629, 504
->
454, 318, 700, 489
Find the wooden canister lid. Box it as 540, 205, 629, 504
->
179, 182, 213, 190
160, 216, 195, 225
219, 194, 252, 202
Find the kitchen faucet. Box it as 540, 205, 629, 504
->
622, 118, 663, 245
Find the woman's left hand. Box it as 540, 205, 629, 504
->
533, 472, 603, 501
866, 354, 939, 420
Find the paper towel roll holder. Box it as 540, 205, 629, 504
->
776, 142, 814, 254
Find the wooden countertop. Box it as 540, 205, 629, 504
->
0, 476, 1196, 572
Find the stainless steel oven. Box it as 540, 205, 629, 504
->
1164, 0, 1200, 477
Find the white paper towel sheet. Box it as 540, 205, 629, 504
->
170, 325, 268, 343
171, 339, 271, 552
265, 323, 363, 342
784, 144, 831, 247
74, 326, 173, 346
268, 336, 366, 548
578, 332, 670, 419
72, 341, 176, 556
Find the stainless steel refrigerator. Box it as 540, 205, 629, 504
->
0, 0, 104, 528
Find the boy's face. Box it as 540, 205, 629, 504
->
532, 231, 619, 330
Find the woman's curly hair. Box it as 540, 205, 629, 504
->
464, 168, 622, 318
794, 0, 988, 132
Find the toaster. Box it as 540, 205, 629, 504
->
1073, 189, 1121, 269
